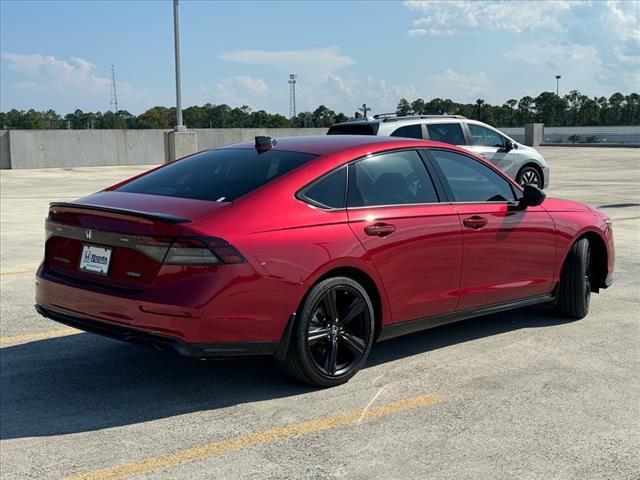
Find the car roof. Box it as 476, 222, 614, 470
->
221, 135, 455, 156
334, 115, 465, 126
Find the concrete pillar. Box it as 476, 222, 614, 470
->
524, 123, 544, 147
164, 130, 198, 163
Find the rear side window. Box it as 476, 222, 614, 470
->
426, 123, 465, 145
117, 148, 317, 202
390, 124, 423, 139
428, 149, 515, 202
347, 150, 438, 207
299, 167, 347, 209
327, 124, 379, 135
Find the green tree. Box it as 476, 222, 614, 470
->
533, 92, 568, 126
136, 106, 171, 129
396, 98, 412, 116
311, 105, 338, 127
410, 98, 426, 115
517, 96, 534, 124
608, 93, 624, 125
475, 99, 485, 121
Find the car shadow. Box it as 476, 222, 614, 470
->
1, 304, 572, 440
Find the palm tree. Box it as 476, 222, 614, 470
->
475, 99, 485, 121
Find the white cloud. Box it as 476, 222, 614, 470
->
407, 28, 427, 37
232, 75, 270, 96
194, 75, 272, 108
1, 53, 143, 111
316, 75, 418, 113
423, 69, 494, 100
404, 0, 640, 93
220, 47, 354, 85
2, 53, 109, 88
310, 69, 491, 115
405, 0, 572, 36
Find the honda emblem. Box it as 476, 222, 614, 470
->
85, 229, 92, 240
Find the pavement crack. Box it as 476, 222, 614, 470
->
357, 386, 386, 425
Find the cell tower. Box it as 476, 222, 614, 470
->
110, 65, 119, 113
288, 74, 297, 118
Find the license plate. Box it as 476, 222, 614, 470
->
79, 244, 112, 275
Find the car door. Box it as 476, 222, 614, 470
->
346, 149, 462, 323
462, 123, 519, 178
426, 148, 556, 310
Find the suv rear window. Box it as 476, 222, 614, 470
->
390, 124, 423, 139
117, 148, 317, 202
426, 123, 465, 145
327, 124, 379, 135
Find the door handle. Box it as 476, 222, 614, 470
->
364, 222, 396, 237
463, 216, 488, 230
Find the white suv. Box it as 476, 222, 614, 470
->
327, 114, 549, 189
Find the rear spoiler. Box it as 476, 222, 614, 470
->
49, 202, 191, 224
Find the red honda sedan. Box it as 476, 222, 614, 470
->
35, 135, 614, 387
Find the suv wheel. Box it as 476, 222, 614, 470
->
516, 165, 543, 188
279, 277, 375, 387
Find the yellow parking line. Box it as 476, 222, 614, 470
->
67, 393, 442, 480
0, 268, 35, 277
0, 328, 81, 347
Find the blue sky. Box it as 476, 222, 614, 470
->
1, 0, 638, 116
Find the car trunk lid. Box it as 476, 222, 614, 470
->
45, 191, 229, 291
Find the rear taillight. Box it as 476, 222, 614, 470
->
136, 237, 245, 265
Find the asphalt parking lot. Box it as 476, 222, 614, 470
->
1, 147, 639, 480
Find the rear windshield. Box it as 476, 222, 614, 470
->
117, 148, 317, 202
327, 124, 379, 135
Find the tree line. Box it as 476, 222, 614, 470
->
396, 91, 639, 127
0, 104, 348, 130
1, 90, 637, 130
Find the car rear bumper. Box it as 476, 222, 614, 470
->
35, 262, 292, 344
34, 303, 278, 358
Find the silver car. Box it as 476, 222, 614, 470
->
327, 114, 549, 189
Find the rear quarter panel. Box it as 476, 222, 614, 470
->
184, 160, 394, 336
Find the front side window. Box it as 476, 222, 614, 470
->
390, 124, 423, 139
426, 123, 466, 145
117, 148, 317, 202
428, 149, 515, 202
468, 124, 505, 147
347, 150, 438, 207
300, 167, 346, 209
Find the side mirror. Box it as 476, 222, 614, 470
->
501, 140, 515, 152
515, 184, 546, 209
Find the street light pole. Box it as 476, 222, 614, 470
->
173, 0, 185, 132
555, 75, 561, 96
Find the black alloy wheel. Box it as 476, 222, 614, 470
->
280, 276, 375, 387
306, 285, 371, 377
555, 238, 592, 319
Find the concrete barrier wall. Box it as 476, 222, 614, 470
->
0, 130, 9, 169
194, 128, 327, 150
499, 126, 640, 144
2, 128, 328, 169
7, 129, 166, 169
1, 125, 636, 169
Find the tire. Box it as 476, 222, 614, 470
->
516, 165, 543, 188
279, 276, 375, 387
555, 238, 592, 319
